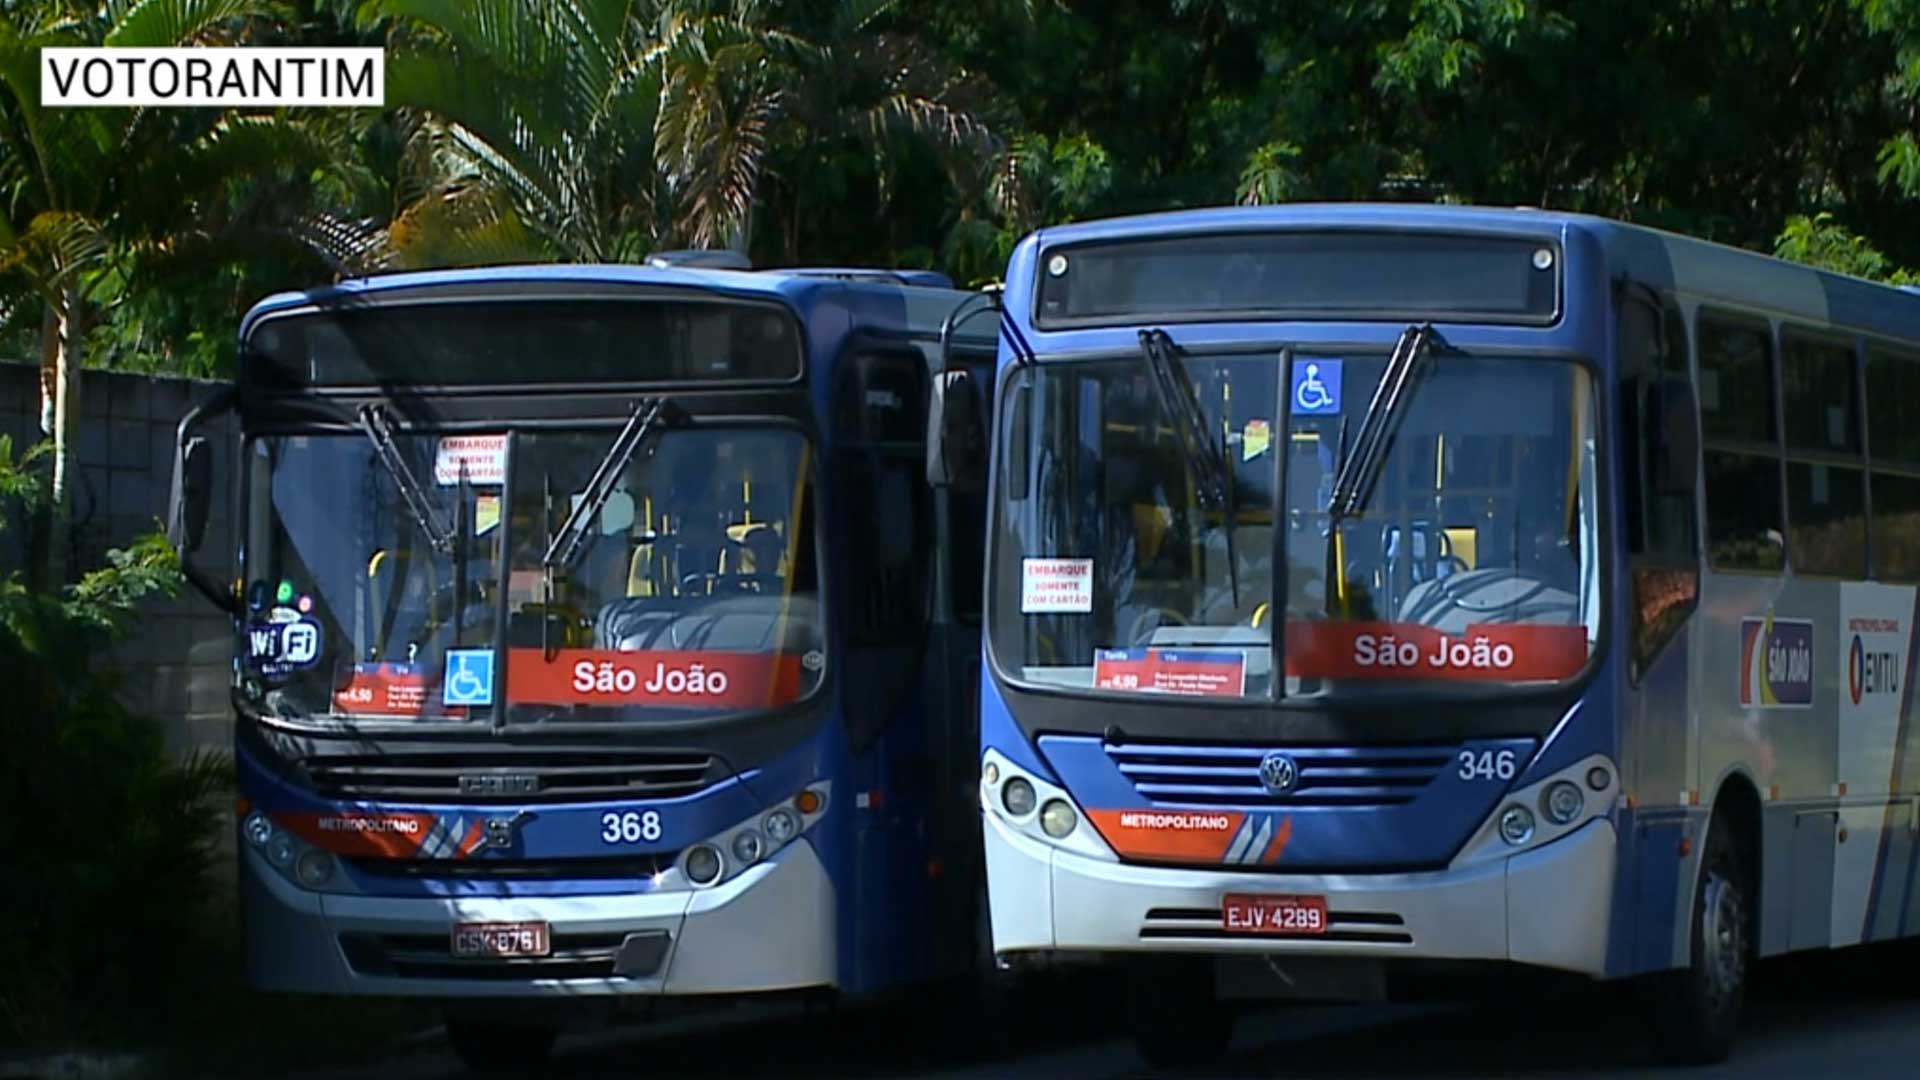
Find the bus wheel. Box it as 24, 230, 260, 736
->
1126, 956, 1234, 1069
1647, 813, 1751, 1065
444, 1017, 557, 1076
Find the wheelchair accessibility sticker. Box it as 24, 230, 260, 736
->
444, 649, 495, 706
1291, 358, 1342, 415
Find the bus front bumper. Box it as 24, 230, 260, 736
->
242, 839, 837, 998
984, 811, 1616, 978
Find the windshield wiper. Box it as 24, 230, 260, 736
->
1325, 324, 1437, 525
1138, 329, 1238, 604
357, 403, 453, 553
542, 396, 676, 575
1139, 329, 1229, 509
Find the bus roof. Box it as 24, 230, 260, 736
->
1025, 203, 1920, 344
239, 262, 995, 346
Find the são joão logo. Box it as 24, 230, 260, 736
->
1739, 615, 1813, 709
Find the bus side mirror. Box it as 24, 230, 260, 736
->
170, 385, 239, 615
928, 369, 986, 490
169, 436, 212, 554
1653, 376, 1698, 496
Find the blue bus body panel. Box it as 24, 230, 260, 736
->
237, 728, 831, 899
1036, 734, 1537, 869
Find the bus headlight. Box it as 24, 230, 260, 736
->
1542, 781, 1584, 825
1499, 805, 1536, 846
1040, 800, 1078, 838
763, 808, 800, 844
684, 844, 724, 886
731, 830, 765, 866
1002, 778, 1037, 817
267, 832, 297, 867
295, 849, 334, 887
244, 812, 273, 848
677, 782, 829, 890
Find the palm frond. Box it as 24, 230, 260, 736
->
104, 0, 278, 47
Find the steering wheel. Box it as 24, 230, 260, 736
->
679, 570, 786, 595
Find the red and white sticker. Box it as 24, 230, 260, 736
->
334, 663, 430, 716
1283, 620, 1587, 681
506, 649, 804, 708
1093, 649, 1246, 697
276, 811, 441, 858
434, 434, 507, 486
1021, 558, 1093, 613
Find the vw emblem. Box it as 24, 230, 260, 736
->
1258, 752, 1299, 795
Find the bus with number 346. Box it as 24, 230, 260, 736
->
935, 203, 1920, 1069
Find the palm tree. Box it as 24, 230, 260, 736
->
0, 0, 365, 580
362, 0, 1007, 263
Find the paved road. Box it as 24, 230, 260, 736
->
303, 957, 1920, 1079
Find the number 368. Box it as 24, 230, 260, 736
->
601, 810, 662, 844
1457, 749, 1517, 782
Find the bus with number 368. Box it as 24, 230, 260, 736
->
941, 203, 1920, 1068
169, 257, 999, 1073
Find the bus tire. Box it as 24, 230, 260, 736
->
1126, 956, 1234, 1069
444, 1017, 557, 1076
1647, 812, 1751, 1065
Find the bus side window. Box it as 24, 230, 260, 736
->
1621, 292, 1700, 681
1697, 312, 1785, 572
833, 350, 933, 747
1865, 346, 1920, 582
1779, 328, 1866, 578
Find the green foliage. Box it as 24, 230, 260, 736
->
2, 0, 1920, 376
1773, 211, 1919, 283
0, 438, 230, 1048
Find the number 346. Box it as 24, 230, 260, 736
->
601, 810, 662, 844
1457, 749, 1517, 782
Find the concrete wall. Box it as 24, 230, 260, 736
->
0, 362, 237, 755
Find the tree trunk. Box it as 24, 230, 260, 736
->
45, 282, 83, 585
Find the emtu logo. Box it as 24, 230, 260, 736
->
1739, 614, 1814, 709
1848, 633, 1900, 706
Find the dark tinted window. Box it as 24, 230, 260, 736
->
1619, 292, 1698, 677
1867, 347, 1920, 581
1873, 472, 1920, 582
248, 298, 803, 388
1034, 231, 1559, 328
834, 351, 932, 643
1698, 318, 1776, 444
1698, 315, 1783, 571
834, 352, 929, 443
1787, 462, 1867, 577
1867, 347, 1920, 466
1781, 332, 1859, 453
1779, 329, 1865, 577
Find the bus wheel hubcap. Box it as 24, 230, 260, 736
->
1700, 870, 1746, 1010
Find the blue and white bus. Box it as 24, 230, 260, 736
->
170, 260, 997, 1070
960, 204, 1920, 1067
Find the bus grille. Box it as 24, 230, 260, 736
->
345, 854, 677, 882
302, 748, 720, 804
1104, 742, 1454, 808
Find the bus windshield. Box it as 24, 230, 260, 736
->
242, 424, 823, 724
989, 349, 1600, 700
